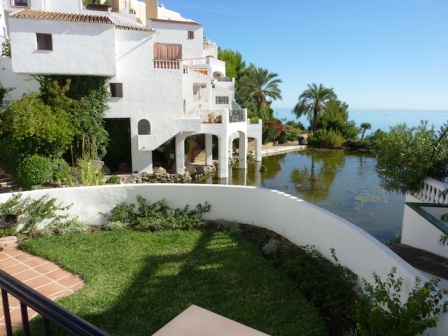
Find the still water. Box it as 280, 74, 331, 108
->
199, 150, 405, 243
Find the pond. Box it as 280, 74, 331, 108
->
199, 150, 405, 243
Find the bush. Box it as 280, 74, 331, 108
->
343, 139, 370, 151
18, 155, 53, 189
0, 193, 72, 237
77, 159, 104, 186
262, 238, 280, 256
41, 218, 90, 236
308, 130, 344, 149
0, 137, 22, 176
102, 196, 211, 231
283, 245, 358, 333
106, 175, 121, 184
51, 158, 74, 186
355, 267, 448, 335
376, 122, 448, 193
277, 131, 288, 144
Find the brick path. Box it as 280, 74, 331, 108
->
0, 236, 84, 336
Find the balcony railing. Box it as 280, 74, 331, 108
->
0, 269, 109, 336
197, 107, 246, 124
414, 177, 448, 204
154, 60, 180, 70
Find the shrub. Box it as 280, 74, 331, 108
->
308, 129, 344, 149
277, 131, 288, 144
355, 267, 448, 335
77, 159, 104, 186
283, 245, 358, 333
214, 218, 241, 234
0, 193, 72, 237
51, 158, 74, 186
376, 122, 448, 193
102, 196, 211, 231
104, 221, 130, 231
343, 139, 370, 151
18, 155, 53, 189
0, 138, 23, 176
41, 218, 90, 236
262, 238, 280, 256
106, 175, 121, 184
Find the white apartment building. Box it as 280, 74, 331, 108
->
0, 0, 262, 178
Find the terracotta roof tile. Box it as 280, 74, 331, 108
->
10, 9, 154, 32
10, 9, 113, 24
150, 18, 202, 26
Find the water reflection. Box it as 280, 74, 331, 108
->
200, 150, 404, 242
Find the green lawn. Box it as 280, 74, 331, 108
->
20, 230, 328, 336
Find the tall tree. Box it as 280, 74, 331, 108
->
316, 98, 358, 140
239, 64, 282, 117
360, 122, 372, 140
217, 48, 246, 83
292, 83, 336, 132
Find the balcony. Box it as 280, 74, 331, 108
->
197, 108, 246, 124
154, 60, 180, 70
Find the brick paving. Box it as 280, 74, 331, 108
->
0, 236, 84, 336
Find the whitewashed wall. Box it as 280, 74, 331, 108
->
402, 195, 448, 258
0, 58, 39, 102
9, 18, 116, 76
44, 0, 83, 13
151, 21, 204, 60
1, 184, 446, 334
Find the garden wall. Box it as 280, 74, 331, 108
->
1, 184, 447, 335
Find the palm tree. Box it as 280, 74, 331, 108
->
360, 122, 372, 140
292, 83, 336, 132
239, 65, 282, 116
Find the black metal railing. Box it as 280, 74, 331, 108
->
0, 269, 109, 336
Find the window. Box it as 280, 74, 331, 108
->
216, 96, 229, 105
110, 83, 123, 98
13, 0, 28, 6
188, 31, 194, 39
36, 33, 52, 51
138, 119, 151, 135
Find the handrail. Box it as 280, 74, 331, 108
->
0, 269, 109, 336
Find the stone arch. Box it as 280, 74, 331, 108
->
138, 119, 151, 135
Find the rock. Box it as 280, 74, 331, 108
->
153, 166, 167, 175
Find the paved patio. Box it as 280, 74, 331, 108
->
0, 236, 84, 336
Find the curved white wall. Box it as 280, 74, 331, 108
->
1, 184, 446, 335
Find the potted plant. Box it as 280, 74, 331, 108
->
208, 112, 215, 123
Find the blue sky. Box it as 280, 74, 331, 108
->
163, 0, 448, 111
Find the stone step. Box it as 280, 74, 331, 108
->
0, 169, 20, 193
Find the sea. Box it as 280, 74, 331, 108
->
273, 108, 448, 138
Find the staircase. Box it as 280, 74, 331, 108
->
0, 169, 20, 193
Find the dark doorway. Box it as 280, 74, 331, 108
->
103, 118, 132, 173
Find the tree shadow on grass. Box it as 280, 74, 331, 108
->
17, 230, 326, 336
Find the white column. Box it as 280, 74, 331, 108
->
218, 136, 229, 178
238, 132, 247, 169
175, 134, 185, 174
255, 120, 263, 162
205, 134, 213, 166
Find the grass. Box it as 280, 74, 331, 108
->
20, 229, 328, 336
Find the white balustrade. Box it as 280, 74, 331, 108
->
414, 177, 448, 204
